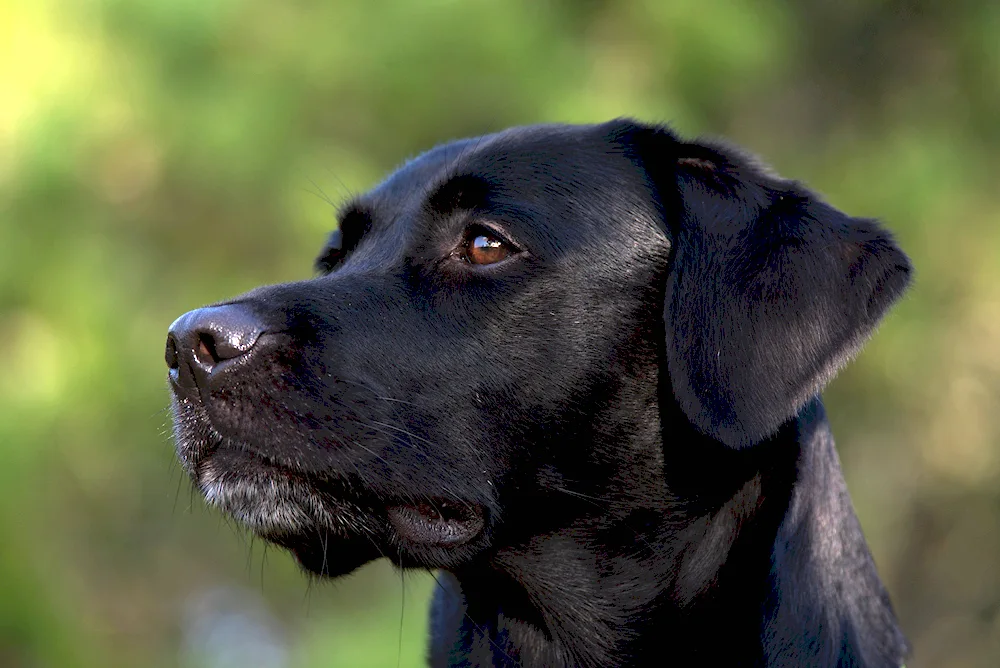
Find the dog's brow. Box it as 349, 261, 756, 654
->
425, 174, 491, 214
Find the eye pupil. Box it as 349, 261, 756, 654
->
465, 231, 512, 265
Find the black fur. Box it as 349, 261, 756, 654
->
167, 119, 911, 667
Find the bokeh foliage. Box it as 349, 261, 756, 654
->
1, 0, 999, 666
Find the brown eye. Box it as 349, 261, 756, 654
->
464, 232, 513, 265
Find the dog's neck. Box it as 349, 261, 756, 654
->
428, 399, 906, 667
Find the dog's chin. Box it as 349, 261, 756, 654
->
271, 531, 384, 578
197, 467, 491, 573
193, 456, 384, 576
177, 427, 491, 574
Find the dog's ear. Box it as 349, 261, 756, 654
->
614, 122, 912, 448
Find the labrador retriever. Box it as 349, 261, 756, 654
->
165, 119, 911, 667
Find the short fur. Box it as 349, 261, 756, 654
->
167, 119, 911, 667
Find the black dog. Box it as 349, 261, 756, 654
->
166, 120, 911, 667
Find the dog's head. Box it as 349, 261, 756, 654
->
166, 120, 910, 576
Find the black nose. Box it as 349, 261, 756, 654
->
165, 304, 266, 396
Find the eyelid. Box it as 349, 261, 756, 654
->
463, 220, 522, 251
450, 220, 526, 270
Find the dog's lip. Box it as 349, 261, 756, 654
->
387, 500, 485, 547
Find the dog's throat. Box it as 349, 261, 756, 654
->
388, 500, 484, 546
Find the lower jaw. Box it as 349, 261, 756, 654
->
245, 504, 487, 577
192, 460, 488, 571
280, 529, 484, 576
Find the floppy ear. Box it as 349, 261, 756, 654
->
617, 123, 912, 448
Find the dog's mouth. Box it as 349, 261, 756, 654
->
186, 436, 487, 550
194, 448, 487, 549
387, 500, 485, 547
172, 398, 491, 566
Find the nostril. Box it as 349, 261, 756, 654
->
195, 333, 219, 365
202, 326, 261, 362
165, 334, 180, 370
166, 304, 268, 391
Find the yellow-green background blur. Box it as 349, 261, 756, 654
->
2, 1, 998, 666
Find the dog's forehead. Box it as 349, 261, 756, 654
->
332, 122, 667, 266
367, 123, 632, 210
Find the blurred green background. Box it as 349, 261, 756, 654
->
1, 0, 998, 666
